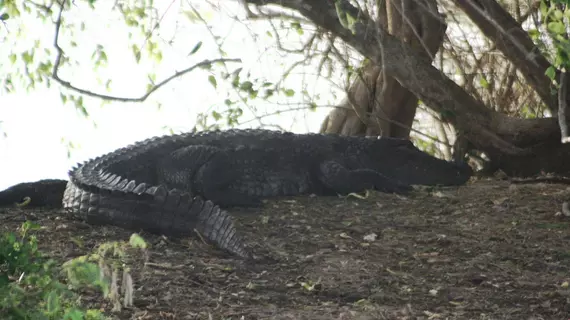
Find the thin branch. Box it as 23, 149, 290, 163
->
50, 1, 241, 103
452, 0, 556, 111
186, 1, 264, 126
135, 0, 177, 60
558, 71, 569, 143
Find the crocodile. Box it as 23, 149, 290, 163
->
0, 129, 473, 259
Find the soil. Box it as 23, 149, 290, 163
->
2, 178, 570, 319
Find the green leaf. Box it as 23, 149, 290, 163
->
0, 13, 9, 20
240, 81, 253, 91
46, 291, 60, 315
21, 51, 33, 64
547, 21, 566, 35
134, 7, 146, 19
546, 66, 557, 80
38, 62, 52, 74
540, 0, 549, 17
479, 76, 489, 88
129, 234, 147, 249
527, 29, 540, 40
154, 51, 163, 62
249, 90, 258, 99
283, 88, 295, 97
199, 63, 212, 70
62, 309, 85, 320
183, 11, 199, 21
132, 44, 141, 63
22, 220, 41, 232
290, 21, 304, 35
189, 41, 203, 55
73, 96, 88, 117
212, 110, 222, 120
125, 17, 138, 27
346, 14, 357, 29
208, 75, 217, 88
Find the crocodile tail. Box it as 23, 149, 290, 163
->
0, 179, 68, 208
62, 177, 251, 259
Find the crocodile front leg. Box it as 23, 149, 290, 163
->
317, 160, 412, 195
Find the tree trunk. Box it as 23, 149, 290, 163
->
319, 0, 446, 139
246, 0, 570, 176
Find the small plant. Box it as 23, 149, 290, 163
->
64, 233, 149, 312
0, 221, 108, 319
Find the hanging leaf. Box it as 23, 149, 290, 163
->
208, 75, 217, 88
189, 41, 203, 55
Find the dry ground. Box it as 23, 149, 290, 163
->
2, 179, 570, 319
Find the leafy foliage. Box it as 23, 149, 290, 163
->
0, 221, 107, 319
0, 0, 334, 134
540, 0, 570, 81
0, 219, 150, 319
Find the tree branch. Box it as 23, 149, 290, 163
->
559, 72, 569, 143
453, 0, 556, 112
244, 0, 531, 155
50, 2, 241, 103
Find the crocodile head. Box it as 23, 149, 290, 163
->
357, 137, 473, 186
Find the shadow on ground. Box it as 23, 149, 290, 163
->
2, 179, 570, 319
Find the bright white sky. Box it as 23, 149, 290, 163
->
0, 2, 336, 190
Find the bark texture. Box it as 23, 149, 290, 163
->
319, 0, 446, 138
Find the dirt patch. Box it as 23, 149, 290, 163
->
2, 179, 570, 319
